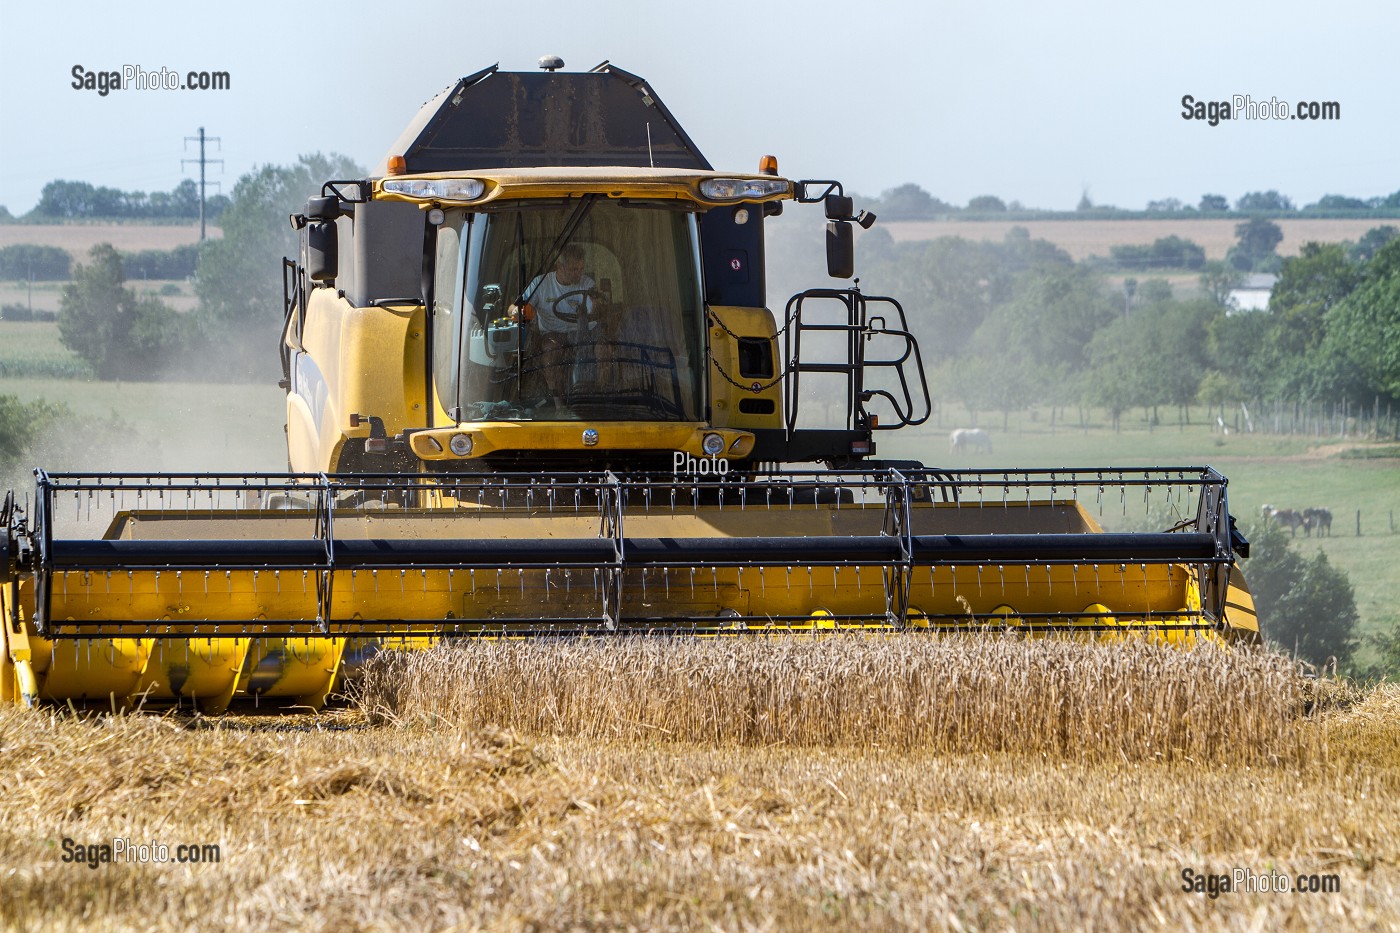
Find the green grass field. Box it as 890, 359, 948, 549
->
1, 375, 285, 480
889, 413, 1400, 670
0, 320, 92, 377
0, 279, 198, 316
0, 325, 285, 486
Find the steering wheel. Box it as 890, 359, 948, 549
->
550, 288, 596, 325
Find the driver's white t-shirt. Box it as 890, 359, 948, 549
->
527, 271, 595, 335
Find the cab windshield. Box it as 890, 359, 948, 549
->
437, 198, 705, 423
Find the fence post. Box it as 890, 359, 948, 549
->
1356, 509, 1362, 537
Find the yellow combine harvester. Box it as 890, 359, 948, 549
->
0, 60, 1257, 712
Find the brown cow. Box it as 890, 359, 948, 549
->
1262, 505, 1305, 536
1303, 507, 1333, 537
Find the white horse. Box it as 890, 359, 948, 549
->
950, 428, 992, 454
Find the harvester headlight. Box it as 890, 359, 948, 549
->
699, 177, 790, 201
382, 178, 486, 201
449, 433, 473, 456
702, 433, 725, 456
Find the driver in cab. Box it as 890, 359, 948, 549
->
527, 244, 594, 338
520, 243, 596, 402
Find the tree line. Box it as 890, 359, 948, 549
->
8, 179, 231, 222
866, 183, 1400, 220
50, 154, 362, 381
817, 221, 1400, 434
0, 243, 199, 282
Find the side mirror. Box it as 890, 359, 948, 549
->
824, 194, 854, 221
305, 196, 341, 221
826, 220, 854, 279
307, 221, 338, 283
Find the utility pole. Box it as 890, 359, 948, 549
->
182, 127, 223, 240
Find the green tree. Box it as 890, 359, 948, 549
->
930, 358, 992, 426
0, 395, 63, 474
865, 237, 1002, 361
1366, 623, 1400, 680
1110, 235, 1206, 271
1083, 318, 1150, 430
1246, 522, 1359, 669
1228, 217, 1284, 271
0, 244, 70, 280
1079, 295, 1214, 428
30, 177, 222, 221
972, 264, 1117, 372
1268, 242, 1361, 399
1309, 194, 1368, 211
1207, 306, 1275, 401
1137, 278, 1174, 304
955, 264, 1116, 422
193, 153, 364, 380
1198, 260, 1243, 307
983, 358, 1038, 430
121, 245, 199, 280
1347, 225, 1398, 263
1235, 190, 1294, 212
966, 195, 1006, 212
1144, 298, 1216, 422
996, 227, 1073, 279
1198, 193, 1229, 212
1322, 238, 1400, 401
1196, 370, 1242, 424
876, 183, 951, 219
58, 244, 183, 379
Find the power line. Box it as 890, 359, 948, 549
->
182, 127, 224, 241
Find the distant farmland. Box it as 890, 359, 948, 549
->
0, 223, 219, 257
881, 218, 1388, 260
1, 218, 1387, 265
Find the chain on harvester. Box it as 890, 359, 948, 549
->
703, 299, 803, 394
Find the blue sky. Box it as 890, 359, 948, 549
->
0, 0, 1394, 214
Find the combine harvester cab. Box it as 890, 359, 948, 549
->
1, 60, 1257, 712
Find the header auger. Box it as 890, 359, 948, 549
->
2, 60, 1256, 712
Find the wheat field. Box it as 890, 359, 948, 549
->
354, 637, 1313, 763
1, 636, 1396, 931
880, 218, 1388, 261
0, 224, 217, 256
0, 219, 1380, 265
